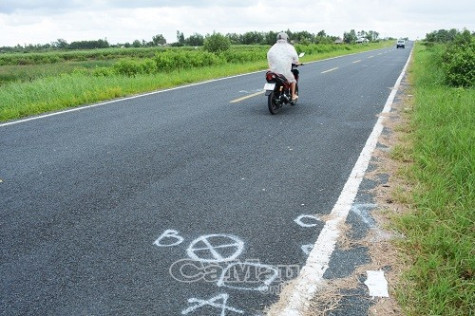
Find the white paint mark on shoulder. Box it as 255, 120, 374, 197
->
364, 270, 389, 297
350, 203, 378, 227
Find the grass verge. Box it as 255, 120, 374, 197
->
0, 42, 391, 122
392, 43, 474, 315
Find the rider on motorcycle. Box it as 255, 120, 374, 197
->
267, 32, 300, 101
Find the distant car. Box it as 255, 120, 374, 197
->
396, 39, 405, 49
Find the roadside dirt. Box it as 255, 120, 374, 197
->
364, 80, 414, 316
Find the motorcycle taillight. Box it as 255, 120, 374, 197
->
266, 71, 276, 82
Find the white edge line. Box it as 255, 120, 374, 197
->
0, 47, 390, 128
277, 48, 413, 316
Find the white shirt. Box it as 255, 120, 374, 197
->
267, 40, 299, 83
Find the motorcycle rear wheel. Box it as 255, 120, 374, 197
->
268, 92, 281, 115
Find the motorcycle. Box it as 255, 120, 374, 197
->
264, 53, 304, 115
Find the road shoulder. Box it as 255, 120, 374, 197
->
303, 73, 414, 316
265, 62, 413, 316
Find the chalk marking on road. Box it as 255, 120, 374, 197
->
301, 245, 313, 256
217, 262, 279, 292
186, 234, 244, 263
182, 293, 244, 315
293, 215, 320, 228
153, 229, 184, 247
321, 67, 338, 74
230, 90, 264, 103
277, 47, 413, 316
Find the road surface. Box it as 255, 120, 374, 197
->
1, 43, 412, 315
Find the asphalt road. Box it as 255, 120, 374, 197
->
1, 43, 412, 316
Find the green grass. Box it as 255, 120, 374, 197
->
0, 42, 391, 122
392, 43, 474, 315
0, 60, 116, 84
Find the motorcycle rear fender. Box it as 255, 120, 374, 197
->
266, 71, 288, 85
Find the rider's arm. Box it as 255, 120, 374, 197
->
289, 45, 299, 65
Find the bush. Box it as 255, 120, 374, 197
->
219, 49, 266, 63
154, 50, 225, 72
140, 59, 157, 74
112, 58, 158, 76
443, 31, 475, 87
204, 33, 231, 53
113, 59, 142, 77
92, 67, 115, 77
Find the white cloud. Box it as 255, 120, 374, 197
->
1, 0, 474, 46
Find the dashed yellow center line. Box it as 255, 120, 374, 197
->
321, 67, 338, 74
230, 90, 263, 103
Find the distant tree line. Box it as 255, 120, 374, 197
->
68, 39, 110, 50
425, 28, 475, 43
171, 29, 342, 47
173, 29, 380, 46
0, 28, 382, 53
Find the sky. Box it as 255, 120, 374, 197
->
1, 0, 474, 47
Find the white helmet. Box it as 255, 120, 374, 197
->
277, 32, 289, 42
